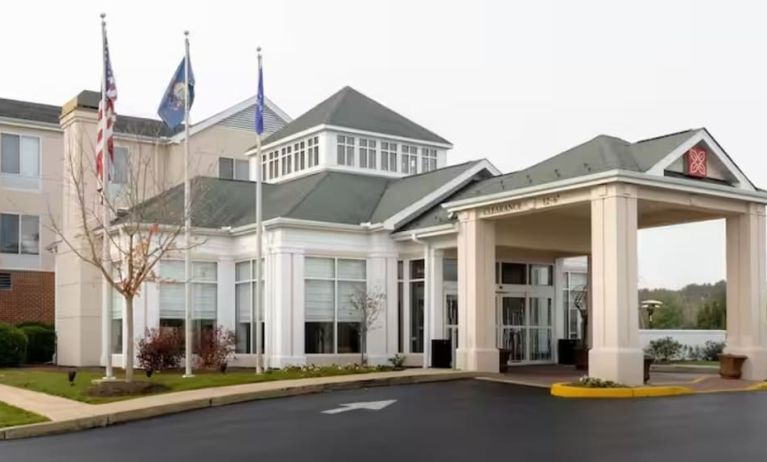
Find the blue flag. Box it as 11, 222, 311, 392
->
255, 62, 264, 135
158, 56, 195, 129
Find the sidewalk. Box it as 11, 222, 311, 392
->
0, 369, 473, 440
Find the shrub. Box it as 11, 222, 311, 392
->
701, 340, 725, 361
16, 321, 54, 330
576, 376, 628, 388
645, 336, 683, 362
195, 326, 235, 369
388, 354, 406, 369
19, 325, 56, 363
0, 323, 28, 367
137, 327, 184, 372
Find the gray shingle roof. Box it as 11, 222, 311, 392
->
398, 129, 700, 232
0, 97, 60, 125
261, 86, 451, 146
124, 162, 481, 229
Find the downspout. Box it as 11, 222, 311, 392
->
411, 233, 431, 369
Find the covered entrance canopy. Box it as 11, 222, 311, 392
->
403, 128, 767, 386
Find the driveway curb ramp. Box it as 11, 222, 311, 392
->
550, 382, 695, 399
0, 371, 475, 440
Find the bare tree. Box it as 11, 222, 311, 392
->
349, 287, 386, 366
50, 125, 206, 382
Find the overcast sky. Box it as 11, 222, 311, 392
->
2, 0, 765, 289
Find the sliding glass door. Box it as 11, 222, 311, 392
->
497, 293, 553, 364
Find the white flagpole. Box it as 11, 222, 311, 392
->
100, 12, 115, 381
183, 30, 194, 378
253, 47, 263, 374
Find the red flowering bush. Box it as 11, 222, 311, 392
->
137, 327, 184, 372
195, 326, 235, 369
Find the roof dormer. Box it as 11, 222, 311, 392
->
249, 86, 452, 183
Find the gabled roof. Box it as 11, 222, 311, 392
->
0, 97, 60, 125
261, 86, 451, 147
124, 161, 487, 229
399, 128, 758, 232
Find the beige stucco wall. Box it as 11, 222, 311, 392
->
0, 122, 63, 273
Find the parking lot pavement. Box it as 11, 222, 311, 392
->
2, 379, 767, 462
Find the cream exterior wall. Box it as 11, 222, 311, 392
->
0, 122, 63, 273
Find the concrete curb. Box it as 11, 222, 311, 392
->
0, 371, 474, 441
550, 382, 695, 399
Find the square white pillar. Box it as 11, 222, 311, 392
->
725, 203, 767, 380
269, 248, 306, 368
589, 184, 643, 386
366, 254, 396, 365
455, 211, 498, 372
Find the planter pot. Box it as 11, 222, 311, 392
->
643, 356, 654, 384
499, 349, 511, 373
718, 353, 747, 379
574, 348, 589, 371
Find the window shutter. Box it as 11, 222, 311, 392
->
305, 280, 334, 321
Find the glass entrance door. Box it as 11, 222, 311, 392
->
498, 294, 553, 364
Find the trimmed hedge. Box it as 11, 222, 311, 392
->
19, 325, 56, 364
0, 323, 28, 367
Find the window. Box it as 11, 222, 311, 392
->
381, 142, 397, 172
294, 141, 306, 172
159, 261, 218, 348
498, 262, 527, 285
564, 272, 588, 339
307, 136, 319, 167
422, 148, 437, 172
281, 145, 293, 176
0, 272, 10, 290
530, 264, 553, 286
235, 259, 265, 354
112, 147, 129, 184
443, 258, 457, 282
218, 157, 250, 180
1, 134, 40, 177
304, 257, 366, 354
0, 214, 38, 255
359, 139, 377, 169
268, 150, 279, 179
337, 135, 355, 166
409, 259, 425, 353
401, 145, 418, 174
261, 153, 268, 180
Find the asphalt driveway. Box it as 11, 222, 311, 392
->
1, 380, 766, 461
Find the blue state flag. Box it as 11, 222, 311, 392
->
255, 63, 265, 135
158, 56, 195, 129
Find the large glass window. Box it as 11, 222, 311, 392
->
0, 214, 38, 255
336, 135, 355, 166
307, 136, 319, 167
268, 150, 279, 179
359, 139, 376, 169
281, 145, 293, 176
304, 256, 366, 354
293, 141, 306, 172
409, 259, 425, 353
159, 261, 218, 350
1, 134, 39, 177
422, 147, 437, 172
564, 272, 588, 339
381, 141, 397, 172
235, 259, 265, 353
401, 145, 418, 174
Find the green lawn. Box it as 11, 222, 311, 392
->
0, 401, 48, 428
0, 366, 389, 404
668, 360, 719, 367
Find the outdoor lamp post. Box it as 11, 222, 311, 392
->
640, 300, 664, 329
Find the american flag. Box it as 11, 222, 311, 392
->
96, 28, 117, 192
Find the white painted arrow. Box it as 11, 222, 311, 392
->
321, 399, 397, 415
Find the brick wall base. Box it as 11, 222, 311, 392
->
0, 270, 55, 325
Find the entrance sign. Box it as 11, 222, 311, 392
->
321, 400, 397, 415
686, 147, 708, 178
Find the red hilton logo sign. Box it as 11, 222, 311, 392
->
686, 147, 708, 178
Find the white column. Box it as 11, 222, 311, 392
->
455, 211, 498, 372
725, 203, 767, 380
366, 253, 395, 365
290, 252, 306, 365
217, 259, 236, 332
589, 184, 643, 386
270, 248, 304, 368
430, 249, 445, 341
385, 256, 399, 358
